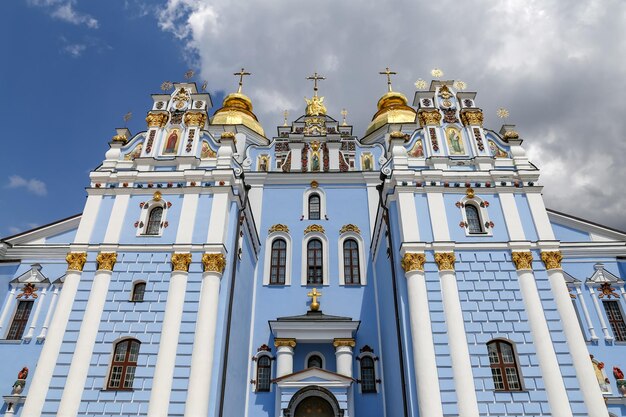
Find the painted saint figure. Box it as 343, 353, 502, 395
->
410, 139, 424, 157
448, 129, 463, 154
164, 130, 179, 154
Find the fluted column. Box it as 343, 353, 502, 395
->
57, 252, 116, 417
147, 253, 192, 417
511, 252, 572, 417
400, 252, 444, 417
24, 287, 47, 341
183, 253, 226, 417
541, 251, 609, 417
274, 339, 296, 378
37, 286, 60, 340
21, 252, 87, 417
434, 252, 480, 417
333, 338, 355, 378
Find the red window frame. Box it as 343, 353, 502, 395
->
6, 301, 33, 340
269, 239, 287, 285
343, 239, 360, 284
107, 339, 141, 390
487, 340, 522, 391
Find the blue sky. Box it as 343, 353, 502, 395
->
2, 0, 625, 235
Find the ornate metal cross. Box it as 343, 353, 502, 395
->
379, 67, 397, 92
341, 108, 348, 126
306, 72, 326, 96
307, 287, 322, 311
234, 68, 251, 93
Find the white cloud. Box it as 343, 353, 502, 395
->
28, 0, 98, 28
8, 227, 21, 235
7, 175, 48, 196
62, 42, 86, 57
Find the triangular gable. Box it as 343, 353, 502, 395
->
547, 209, 626, 242
562, 270, 581, 285
10, 264, 49, 285
1, 214, 81, 246
587, 263, 623, 285
273, 367, 354, 384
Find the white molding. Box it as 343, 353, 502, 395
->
526, 193, 556, 241
302, 187, 327, 220
252, 350, 275, 393
337, 231, 366, 285
459, 195, 493, 237
304, 351, 326, 370
301, 232, 329, 286
263, 232, 292, 286
356, 351, 380, 394
498, 192, 525, 240
427, 193, 450, 241
136, 197, 168, 237
104, 194, 130, 243
102, 336, 142, 390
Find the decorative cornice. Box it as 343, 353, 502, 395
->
417, 110, 442, 127
434, 252, 456, 271
145, 112, 168, 128
541, 251, 562, 270
171, 253, 192, 272
511, 251, 533, 270
401, 252, 426, 272
202, 253, 226, 273
339, 224, 361, 235
96, 252, 117, 271
333, 338, 356, 348
268, 224, 290, 234
183, 111, 207, 127
460, 109, 484, 126
304, 224, 325, 234
66, 252, 87, 272
274, 338, 296, 348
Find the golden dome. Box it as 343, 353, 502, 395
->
365, 91, 417, 136
210, 92, 265, 137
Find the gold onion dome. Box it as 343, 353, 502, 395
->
210, 92, 265, 137
365, 90, 417, 136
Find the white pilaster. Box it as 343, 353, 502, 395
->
290, 143, 303, 171
206, 191, 232, 244
24, 287, 47, 341
334, 342, 354, 378
396, 191, 421, 242
175, 193, 199, 243
275, 342, 295, 378
327, 142, 340, 171
498, 192, 526, 240
426, 193, 450, 241
525, 193, 555, 241
103, 195, 130, 243
588, 286, 612, 341
0, 287, 17, 336
37, 286, 60, 341
575, 287, 598, 341
74, 195, 103, 244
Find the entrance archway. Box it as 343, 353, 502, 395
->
284, 386, 344, 417
294, 396, 333, 417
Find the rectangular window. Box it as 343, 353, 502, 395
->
6, 301, 33, 340
604, 300, 626, 342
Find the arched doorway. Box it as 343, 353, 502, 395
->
284, 386, 344, 417
294, 396, 333, 417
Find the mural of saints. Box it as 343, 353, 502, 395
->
488, 140, 508, 158
163, 129, 180, 155
445, 127, 465, 155
200, 141, 216, 159
409, 139, 424, 157
125, 143, 143, 160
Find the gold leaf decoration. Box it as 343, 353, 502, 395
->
66, 252, 87, 272
339, 224, 361, 235
512, 251, 533, 270
183, 112, 207, 127
460, 109, 484, 126
417, 110, 442, 127
401, 253, 426, 272
274, 338, 297, 348
540, 251, 562, 270
434, 252, 456, 271
268, 224, 290, 234
146, 112, 168, 128
333, 338, 356, 348
304, 224, 325, 234
202, 253, 227, 273
96, 252, 117, 271
171, 253, 192, 272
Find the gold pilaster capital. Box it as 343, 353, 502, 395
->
66, 252, 87, 272
96, 252, 117, 271
202, 253, 226, 274
274, 338, 296, 348
333, 338, 356, 348
183, 111, 207, 127
171, 253, 192, 272
434, 252, 456, 271
145, 112, 168, 128
417, 109, 442, 127
541, 251, 562, 270
511, 251, 533, 270
401, 252, 426, 272
460, 109, 484, 126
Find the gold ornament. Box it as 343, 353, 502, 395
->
220, 131, 236, 141
146, 112, 168, 128
153, 191, 162, 201
17, 283, 38, 299
541, 251, 562, 270
339, 224, 361, 235
417, 110, 442, 127
438, 85, 453, 100
389, 131, 408, 141
307, 287, 322, 311
66, 252, 87, 272
96, 252, 117, 271
414, 78, 427, 90
202, 253, 226, 273
461, 109, 484, 126
598, 282, 620, 299
504, 130, 519, 140
274, 338, 297, 348
310, 180, 319, 188
171, 253, 192, 272
268, 224, 290, 234
431, 68, 444, 78
172, 88, 191, 109
184, 112, 207, 127
304, 96, 327, 116
454, 80, 467, 90
511, 251, 533, 270
111, 134, 127, 144
434, 252, 456, 271
497, 108, 510, 119
304, 224, 325, 234
333, 338, 356, 348
466, 188, 475, 199
401, 252, 426, 272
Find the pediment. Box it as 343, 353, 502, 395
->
547, 209, 626, 242
11, 264, 49, 285
273, 367, 354, 385
2, 214, 80, 246
587, 263, 623, 285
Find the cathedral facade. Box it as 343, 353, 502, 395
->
0, 73, 625, 417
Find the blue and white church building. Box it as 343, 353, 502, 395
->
1, 71, 625, 417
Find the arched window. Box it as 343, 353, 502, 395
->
256, 355, 271, 392
307, 354, 323, 369
307, 239, 323, 285
308, 194, 321, 220
343, 239, 360, 285
360, 356, 376, 393
487, 340, 522, 391
145, 207, 163, 235
465, 204, 483, 234
270, 239, 287, 285
131, 282, 146, 302
107, 339, 140, 390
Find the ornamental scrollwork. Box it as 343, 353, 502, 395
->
183, 112, 207, 127
339, 224, 361, 235
171, 253, 192, 272
434, 252, 456, 271
401, 253, 426, 272
460, 109, 484, 126
202, 253, 227, 274
16, 283, 38, 299
96, 252, 117, 271
66, 252, 87, 272
145, 112, 168, 128
333, 338, 356, 348
540, 251, 562, 270
274, 338, 297, 348
598, 282, 620, 299
268, 224, 290, 234
304, 224, 325, 234
417, 110, 442, 127
511, 251, 533, 270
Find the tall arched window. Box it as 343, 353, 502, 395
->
107, 339, 141, 390
360, 356, 376, 393
465, 204, 483, 234
131, 282, 146, 302
307, 354, 323, 369
145, 206, 163, 235
343, 239, 360, 285
308, 194, 321, 220
256, 355, 271, 392
307, 239, 323, 284
270, 239, 287, 285
487, 340, 522, 391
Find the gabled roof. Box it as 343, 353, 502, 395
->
10, 264, 49, 284
547, 209, 626, 242
586, 263, 623, 284
562, 270, 581, 284
272, 367, 354, 384
1, 213, 81, 246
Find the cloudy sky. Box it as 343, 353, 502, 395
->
1, 0, 625, 236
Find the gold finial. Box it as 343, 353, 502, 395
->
233, 68, 251, 94
497, 108, 510, 119
201, 80, 208, 92
160, 81, 173, 91
431, 68, 444, 79
454, 80, 467, 90
414, 78, 427, 90
341, 108, 348, 125
184, 69, 195, 80
466, 187, 475, 198
307, 288, 322, 311
379, 67, 397, 92
306, 72, 326, 97
283, 109, 289, 126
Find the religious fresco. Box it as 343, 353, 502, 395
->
409, 139, 424, 157
163, 128, 181, 155
361, 153, 374, 171
258, 155, 270, 172
445, 126, 466, 155
489, 140, 508, 158
200, 140, 216, 159
124, 143, 143, 160
591, 356, 612, 394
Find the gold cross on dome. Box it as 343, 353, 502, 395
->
307, 288, 322, 311
234, 68, 251, 93
341, 108, 348, 126
379, 67, 397, 92
306, 72, 326, 96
